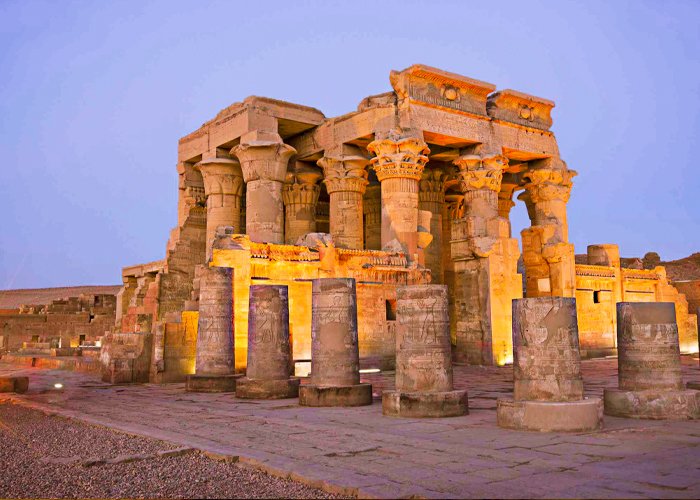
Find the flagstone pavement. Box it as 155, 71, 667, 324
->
2, 356, 700, 499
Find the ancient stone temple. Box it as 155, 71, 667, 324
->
107, 64, 698, 381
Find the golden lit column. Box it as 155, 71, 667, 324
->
317, 156, 369, 249
443, 193, 464, 346
498, 180, 518, 238
232, 135, 296, 244
196, 158, 244, 260
520, 162, 578, 298
419, 168, 447, 283
363, 183, 381, 250
282, 169, 322, 245
367, 133, 430, 256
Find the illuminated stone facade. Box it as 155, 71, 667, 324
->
109, 64, 697, 382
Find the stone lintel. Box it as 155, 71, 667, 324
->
487, 89, 555, 131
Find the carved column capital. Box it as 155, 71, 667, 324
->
232, 139, 296, 183
453, 154, 506, 193
317, 155, 369, 194
196, 158, 245, 198
282, 171, 322, 206
523, 167, 577, 203
419, 168, 447, 204
367, 135, 430, 182
444, 194, 465, 220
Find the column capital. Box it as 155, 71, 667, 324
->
445, 193, 465, 220
317, 155, 369, 194
419, 168, 447, 203
196, 158, 244, 197
523, 167, 577, 203
231, 138, 296, 183
282, 171, 322, 206
453, 154, 507, 193
367, 134, 430, 182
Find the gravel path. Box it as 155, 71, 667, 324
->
0, 402, 345, 499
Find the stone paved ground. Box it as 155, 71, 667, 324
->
1, 356, 700, 499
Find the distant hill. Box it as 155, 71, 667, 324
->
0, 285, 121, 309
658, 253, 700, 281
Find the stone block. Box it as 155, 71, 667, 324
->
298, 383, 373, 407
603, 388, 700, 420
236, 377, 300, 399
382, 390, 468, 418
186, 374, 241, 393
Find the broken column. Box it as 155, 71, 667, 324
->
317, 155, 369, 249
186, 266, 240, 392
497, 297, 603, 431
368, 131, 429, 255
604, 302, 700, 419
299, 278, 372, 406
382, 285, 468, 417
236, 285, 299, 399
232, 132, 296, 244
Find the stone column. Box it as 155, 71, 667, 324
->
419, 168, 446, 283
497, 297, 603, 431
604, 302, 700, 419
520, 161, 578, 298
236, 285, 300, 399
363, 183, 382, 250
498, 179, 518, 238
317, 156, 369, 249
299, 278, 372, 406
443, 194, 463, 346
232, 134, 296, 244
367, 132, 430, 255
197, 158, 244, 260
282, 169, 322, 245
382, 285, 468, 417
186, 266, 241, 392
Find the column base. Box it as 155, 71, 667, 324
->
687, 381, 700, 391
604, 388, 700, 420
236, 377, 300, 399
299, 383, 373, 407
0, 376, 29, 394
497, 397, 603, 432
382, 390, 468, 418
186, 374, 241, 393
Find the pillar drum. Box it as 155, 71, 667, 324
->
329, 189, 365, 249
380, 177, 419, 250
236, 285, 300, 399
246, 179, 285, 244
363, 184, 381, 250
382, 285, 468, 417
604, 302, 700, 419
186, 266, 241, 392
497, 297, 603, 431
299, 278, 372, 406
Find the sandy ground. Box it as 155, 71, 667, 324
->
0, 402, 345, 499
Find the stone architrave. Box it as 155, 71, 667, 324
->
282, 168, 322, 245
367, 132, 430, 255
299, 278, 372, 406
197, 158, 244, 260
497, 297, 603, 431
604, 302, 700, 419
236, 285, 300, 399
317, 156, 369, 249
382, 285, 468, 417
232, 134, 296, 244
186, 266, 240, 392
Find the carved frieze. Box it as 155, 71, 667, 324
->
487, 89, 555, 131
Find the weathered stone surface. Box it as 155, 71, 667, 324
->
512, 297, 583, 402
187, 266, 236, 392
236, 285, 299, 399
0, 376, 28, 393
497, 398, 603, 432
603, 302, 699, 419
185, 374, 239, 393
300, 278, 372, 406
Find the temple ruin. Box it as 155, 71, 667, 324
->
105, 64, 698, 383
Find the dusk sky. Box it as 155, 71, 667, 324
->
1, 0, 699, 289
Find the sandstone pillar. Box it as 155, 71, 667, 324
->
497, 297, 603, 431
419, 169, 446, 283
367, 132, 429, 255
232, 135, 296, 244
282, 169, 322, 245
451, 153, 522, 366
520, 161, 577, 298
299, 278, 372, 406
363, 183, 382, 250
604, 302, 700, 419
317, 156, 369, 249
186, 266, 240, 392
197, 158, 244, 260
236, 285, 300, 399
382, 285, 468, 417
443, 194, 463, 345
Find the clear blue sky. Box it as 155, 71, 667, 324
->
1, 0, 699, 289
